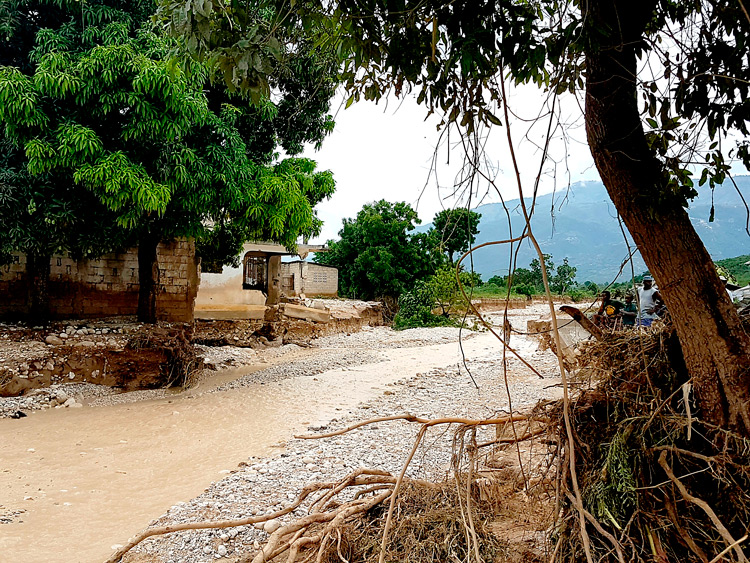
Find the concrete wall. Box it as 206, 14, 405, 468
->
281, 262, 338, 297
195, 264, 266, 309
0, 240, 200, 322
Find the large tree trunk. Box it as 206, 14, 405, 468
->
137, 232, 161, 324
583, 0, 750, 434
27, 252, 51, 323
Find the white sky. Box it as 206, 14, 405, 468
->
302, 84, 603, 243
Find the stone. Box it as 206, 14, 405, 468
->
45, 335, 63, 346
53, 390, 69, 403
59, 333, 68, 339
78, 341, 95, 347
217, 545, 228, 556
263, 519, 281, 533
282, 304, 330, 323
63, 397, 76, 407
202, 546, 212, 555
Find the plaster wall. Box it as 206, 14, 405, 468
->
194, 265, 266, 308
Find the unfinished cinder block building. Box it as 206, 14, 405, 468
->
0, 240, 200, 322
280, 261, 338, 298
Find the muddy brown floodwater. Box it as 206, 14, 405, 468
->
0, 332, 498, 563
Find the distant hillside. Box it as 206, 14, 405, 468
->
439, 177, 750, 283
716, 254, 750, 286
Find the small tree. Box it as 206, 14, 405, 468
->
432, 208, 481, 264
551, 258, 577, 295
529, 254, 555, 292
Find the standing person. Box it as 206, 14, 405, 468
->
621, 292, 638, 328
637, 275, 663, 327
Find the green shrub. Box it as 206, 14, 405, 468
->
393, 279, 459, 330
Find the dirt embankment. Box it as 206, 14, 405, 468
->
0, 322, 196, 397
0, 300, 384, 400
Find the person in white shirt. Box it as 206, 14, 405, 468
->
637, 275, 663, 327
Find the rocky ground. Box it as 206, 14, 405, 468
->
115, 307, 563, 563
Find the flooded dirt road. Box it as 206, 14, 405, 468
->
0, 331, 499, 563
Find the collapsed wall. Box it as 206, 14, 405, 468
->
193, 301, 384, 346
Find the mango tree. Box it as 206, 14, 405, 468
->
0, 0, 337, 322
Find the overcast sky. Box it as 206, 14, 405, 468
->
301, 84, 603, 244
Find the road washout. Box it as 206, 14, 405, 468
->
0, 304, 564, 563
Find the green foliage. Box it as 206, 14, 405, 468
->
314, 200, 443, 301
470, 283, 527, 300
551, 257, 577, 295
157, 0, 750, 293
529, 254, 555, 289
428, 266, 464, 317
585, 428, 638, 530
392, 280, 440, 330
0, 0, 338, 279
393, 266, 483, 329
432, 208, 481, 263
496, 254, 578, 296
715, 255, 750, 285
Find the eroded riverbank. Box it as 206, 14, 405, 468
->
0, 317, 558, 563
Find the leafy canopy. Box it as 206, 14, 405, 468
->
314, 200, 443, 300
155, 0, 750, 207
0, 0, 338, 270
433, 208, 481, 264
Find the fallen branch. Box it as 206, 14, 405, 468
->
559, 305, 604, 341
295, 413, 535, 440
245, 490, 393, 563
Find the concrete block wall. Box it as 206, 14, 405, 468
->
281, 262, 338, 297
0, 239, 200, 321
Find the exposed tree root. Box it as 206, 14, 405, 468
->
110, 411, 549, 563
107, 469, 397, 563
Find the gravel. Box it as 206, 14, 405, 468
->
313, 325, 479, 349
0, 383, 117, 417
213, 349, 386, 392
121, 305, 562, 562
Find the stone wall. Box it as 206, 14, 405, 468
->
0, 240, 200, 322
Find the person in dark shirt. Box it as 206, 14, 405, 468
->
621, 292, 638, 327
594, 290, 625, 328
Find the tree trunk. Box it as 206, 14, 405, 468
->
27, 252, 51, 323
265, 255, 281, 306
583, 0, 750, 434
138, 232, 161, 323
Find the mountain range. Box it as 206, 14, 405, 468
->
448, 176, 750, 283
